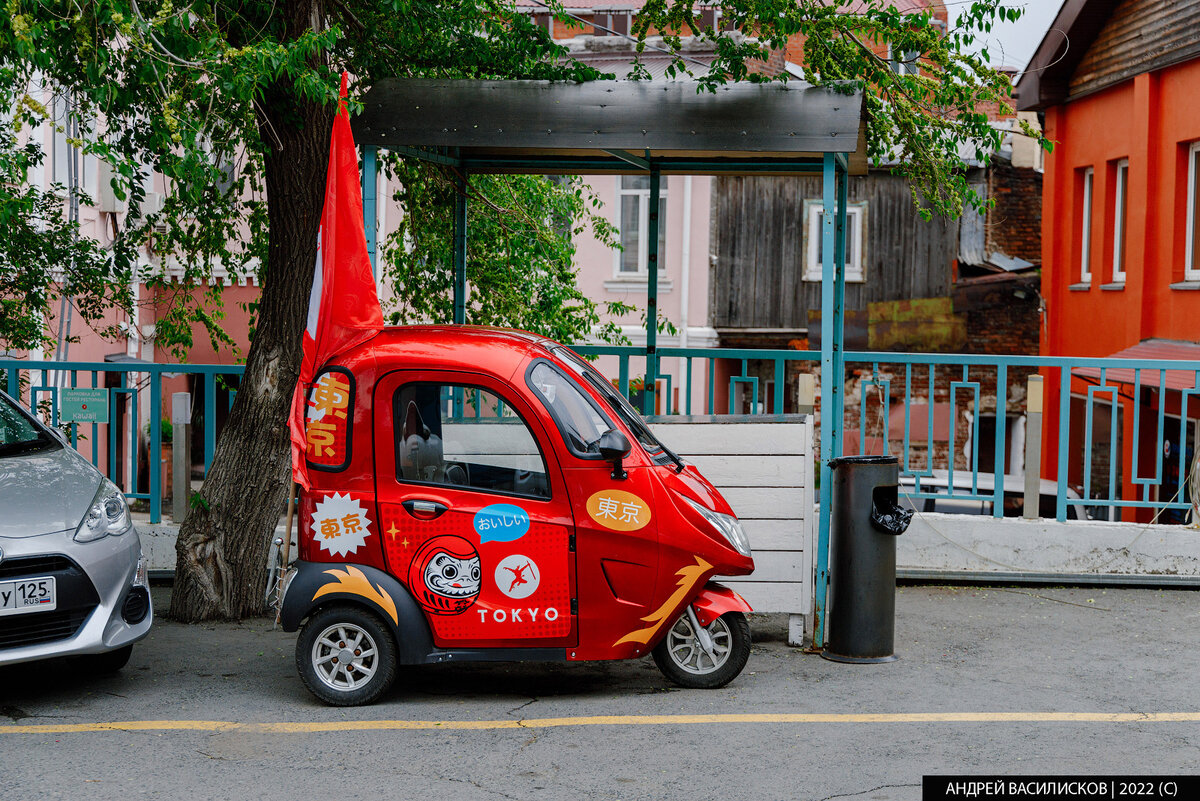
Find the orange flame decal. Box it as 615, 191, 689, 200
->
312, 565, 399, 626
613, 556, 713, 647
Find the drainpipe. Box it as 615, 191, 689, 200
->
678, 175, 692, 414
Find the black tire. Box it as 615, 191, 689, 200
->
79, 644, 133, 674
296, 605, 397, 706
652, 611, 751, 689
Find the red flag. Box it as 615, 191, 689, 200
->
289, 71, 384, 489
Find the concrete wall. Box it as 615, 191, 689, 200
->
899, 512, 1200, 580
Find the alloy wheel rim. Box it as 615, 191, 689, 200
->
665, 615, 732, 675
311, 622, 379, 692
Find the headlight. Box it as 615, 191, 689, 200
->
678, 493, 751, 557
75, 480, 133, 543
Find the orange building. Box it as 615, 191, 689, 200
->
1017, 0, 1200, 520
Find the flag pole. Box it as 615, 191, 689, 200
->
274, 481, 298, 626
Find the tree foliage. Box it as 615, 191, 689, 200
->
0, 1, 609, 355
633, 0, 1048, 218
384, 162, 634, 343
0, 125, 133, 350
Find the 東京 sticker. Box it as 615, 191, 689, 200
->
306, 370, 352, 465
473, 503, 530, 544
585, 489, 651, 532
494, 554, 540, 600
409, 535, 481, 616
310, 493, 372, 557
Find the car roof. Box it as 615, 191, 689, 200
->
336, 325, 558, 381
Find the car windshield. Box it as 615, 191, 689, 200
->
0, 392, 55, 457
549, 346, 671, 461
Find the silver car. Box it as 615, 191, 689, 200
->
0, 388, 151, 671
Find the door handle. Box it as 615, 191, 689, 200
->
402, 499, 449, 520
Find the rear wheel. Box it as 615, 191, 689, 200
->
297, 605, 397, 706
652, 610, 750, 689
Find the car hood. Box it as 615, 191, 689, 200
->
0, 445, 101, 538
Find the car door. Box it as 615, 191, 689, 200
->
373, 370, 576, 649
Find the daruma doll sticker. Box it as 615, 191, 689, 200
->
409, 535, 481, 616
586, 490, 651, 532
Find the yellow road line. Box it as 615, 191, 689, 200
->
3, 712, 1200, 735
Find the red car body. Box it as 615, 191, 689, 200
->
281, 326, 753, 674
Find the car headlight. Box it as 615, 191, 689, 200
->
678, 493, 751, 557
75, 480, 133, 543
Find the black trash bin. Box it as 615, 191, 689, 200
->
821, 455, 912, 663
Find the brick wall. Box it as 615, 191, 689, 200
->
986, 157, 1043, 264
964, 290, 1041, 356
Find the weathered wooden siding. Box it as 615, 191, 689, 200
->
1069, 0, 1200, 98
711, 173, 956, 330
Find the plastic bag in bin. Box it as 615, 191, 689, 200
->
870, 497, 913, 535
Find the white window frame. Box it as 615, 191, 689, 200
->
50, 94, 93, 194
1186, 141, 1200, 281
887, 44, 920, 76
1112, 158, 1129, 284
613, 175, 668, 278
802, 201, 866, 282
1080, 167, 1094, 283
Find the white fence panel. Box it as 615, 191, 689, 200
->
649, 414, 815, 645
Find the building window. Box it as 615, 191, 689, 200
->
1112, 158, 1129, 283
50, 94, 92, 194
888, 44, 920, 76
1187, 141, 1200, 282
1079, 167, 1094, 283
803, 201, 866, 282
615, 175, 667, 276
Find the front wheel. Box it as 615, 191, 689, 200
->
652, 610, 750, 689
296, 605, 397, 706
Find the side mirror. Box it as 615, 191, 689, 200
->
598, 429, 631, 480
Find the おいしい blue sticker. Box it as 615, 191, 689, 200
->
473, 504, 530, 544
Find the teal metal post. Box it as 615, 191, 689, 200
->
453, 171, 468, 325
362, 145, 378, 276
643, 168, 661, 415
204, 373, 216, 474
814, 153, 847, 649
149, 369, 161, 523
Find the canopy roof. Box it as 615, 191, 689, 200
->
351, 79, 868, 175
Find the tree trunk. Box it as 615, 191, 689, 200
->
170, 1, 333, 622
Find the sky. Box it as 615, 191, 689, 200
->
950, 1, 1065, 72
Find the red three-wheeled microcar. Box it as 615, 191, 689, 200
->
280, 326, 755, 705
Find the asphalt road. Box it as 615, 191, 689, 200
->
2, 584, 1198, 801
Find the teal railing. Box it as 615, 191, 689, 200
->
572, 346, 1200, 524
5, 348, 1199, 524
1, 360, 244, 523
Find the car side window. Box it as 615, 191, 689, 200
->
527, 361, 612, 457
393, 382, 550, 499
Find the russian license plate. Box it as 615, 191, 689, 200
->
0, 576, 57, 616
